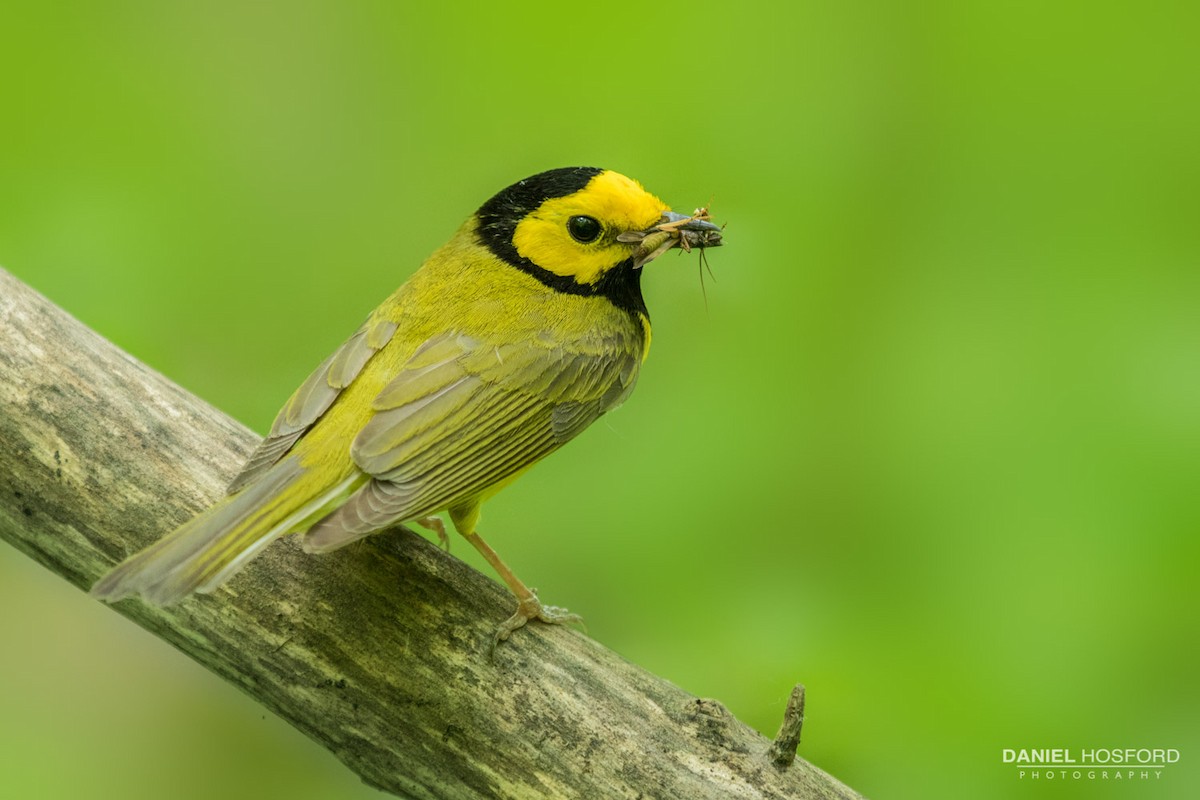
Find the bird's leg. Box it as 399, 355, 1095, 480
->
416, 515, 450, 551
463, 530, 583, 649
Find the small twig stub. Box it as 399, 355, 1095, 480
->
769, 683, 807, 768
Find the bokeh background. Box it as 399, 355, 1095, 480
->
1, 2, 1197, 798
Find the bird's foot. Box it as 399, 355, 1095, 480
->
491, 590, 583, 653
416, 516, 450, 551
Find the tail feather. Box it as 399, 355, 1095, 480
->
91, 458, 356, 605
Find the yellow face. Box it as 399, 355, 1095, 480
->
474, 168, 671, 291
511, 171, 669, 285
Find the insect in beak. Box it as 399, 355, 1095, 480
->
619, 208, 724, 268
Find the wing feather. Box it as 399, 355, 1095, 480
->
301, 326, 640, 552
227, 317, 397, 493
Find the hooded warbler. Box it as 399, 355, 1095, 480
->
91, 166, 723, 645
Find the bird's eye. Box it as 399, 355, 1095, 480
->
567, 215, 602, 243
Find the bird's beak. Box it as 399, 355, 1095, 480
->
618, 210, 724, 268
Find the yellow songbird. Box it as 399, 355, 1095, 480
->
91, 167, 723, 645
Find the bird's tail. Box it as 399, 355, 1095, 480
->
91, 457, 357, 605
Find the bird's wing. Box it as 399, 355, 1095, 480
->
301, 327, 641, 551
227, 317, 399, 493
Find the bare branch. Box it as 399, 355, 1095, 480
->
0, 268, 862, 800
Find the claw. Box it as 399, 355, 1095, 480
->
416, 515, 450, 551
490, 590, 584, 655
461, 528, 585, 654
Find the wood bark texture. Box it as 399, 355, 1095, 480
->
0, 268, 863, 800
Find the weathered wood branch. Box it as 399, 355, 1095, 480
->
0, 267, 862, 800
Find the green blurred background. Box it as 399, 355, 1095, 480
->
1, 2, 1196, 798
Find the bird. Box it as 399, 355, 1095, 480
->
91, 166, 723, 645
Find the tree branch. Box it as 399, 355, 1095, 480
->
0, 267, 862, 800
